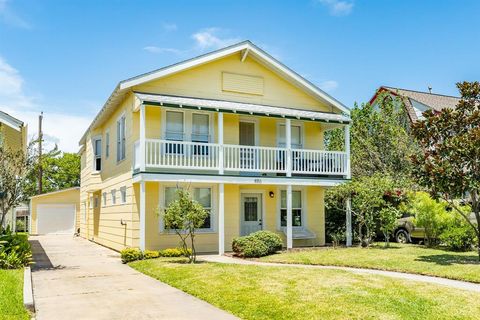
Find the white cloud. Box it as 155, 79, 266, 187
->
191, 28, 241, 51
318, 80, 339, 92
0, 56, 91, 152
143, 46, 183, 55
0, 0, 30, 28
317, 0, 354, 16
162, 23, 177, 32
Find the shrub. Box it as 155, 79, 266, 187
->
143, 250, 160, 259
249, 231, 283, 254
440, 218, 476, 251
120, 248, 142, 263
159, 248, 192, 257
232, 235, 269, 258
0, 227, 32, 269
329, 229, 345, 248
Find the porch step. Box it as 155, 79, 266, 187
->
283, 228, 316, 239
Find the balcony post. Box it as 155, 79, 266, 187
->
344, 124, 351, 179
218, 183, 225, 255
286, 118, 292, 177
286, 184, 293, 249
140, 104, 146, 172
218, 112, 224, 174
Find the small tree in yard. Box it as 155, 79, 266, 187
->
0, 144, 36, 232
411, 81, 480, 259
162, 189, 208, 263
378, 206, 400, 247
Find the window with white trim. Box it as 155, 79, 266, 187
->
120, 186, 127, 204
280, 190, 302, 227
165, 111, 184, 141
191, 113, 209, 143
93, 196, 99, 208
93, 137, 102, 171
102, 192, 107, 207
105, 131, 110, 158
111, 189, 117, 205
164, 187, 212, 230
278, 124, 302, 148
116, 115, 126, 162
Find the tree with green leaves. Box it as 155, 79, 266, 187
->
162, 189, 209, 263
411, 81, 480, 259
0, 143, 36, 232
24, 146, 80, 196
326, 92, 415, 183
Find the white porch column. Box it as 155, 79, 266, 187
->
218, 112, 224, 175
286, 184, 293, 249
140, 104, 146, 172
286, 118, 292, 177
139, 181, 146, 251
345, 196, 352, 247
344, 124, 351, 179
218, 183, 225, 255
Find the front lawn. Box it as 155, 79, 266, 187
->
131, 258, 480, 320
0, 269, 29, 320
260, 243, 480, 283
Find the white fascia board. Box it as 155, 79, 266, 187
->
0, 111, 23, 131
133, 173, 348, 187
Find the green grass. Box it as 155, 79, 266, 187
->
131, 258, 480, 320
260, 243, 480, 283
0, 269, 29, 320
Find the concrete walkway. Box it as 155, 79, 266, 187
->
199, 254, 480, 293
30, 235, 237, 320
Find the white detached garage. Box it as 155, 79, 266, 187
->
30, 187, 80, 235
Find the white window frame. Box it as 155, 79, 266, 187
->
158, 184, 216, 233
116, 113, 126, 163
276, 186, 307, 230
120, 186, 127, 204
160, 108, 214, 143
111, 189, 117, 205
239, 117, 259, 146
102, 192, 107, 207
105, 130, 110, 159
92, 135, 102, 172
276, 121, 304, 149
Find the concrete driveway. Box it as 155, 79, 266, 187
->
30, 235, 237, 320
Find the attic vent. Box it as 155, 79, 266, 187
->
222, 72, 264, 96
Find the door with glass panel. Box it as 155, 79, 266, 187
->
240, 193, 262, 236
165, 111, 184, 154
239, 121, 256, 170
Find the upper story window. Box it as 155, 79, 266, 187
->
105, 131, 110, 159
93, 137, 102, 171
116, 115, 126, 162
278, 124, 302, 149
165, 111, 184, 141
280, 190, 303, 227
192, 113, 209, 143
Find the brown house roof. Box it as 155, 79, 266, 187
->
369, 86, 460, 123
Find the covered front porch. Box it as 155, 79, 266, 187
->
133, 175, 340, 254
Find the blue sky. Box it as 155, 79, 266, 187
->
0, 0, 479, 151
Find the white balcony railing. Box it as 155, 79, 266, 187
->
134, 139, 349, 176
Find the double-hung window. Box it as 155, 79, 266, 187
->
105, 131, 110, 159
111, 189, 117, 205
120, 186, 127, 204
278, 124, 302, 148
93, 138, 102, 171
164, 187, 212, 230
165, 111, 184, 154
192, 113, 209, 155
116, 115, 126, 162
102, 192, 107, 207
280, 190, 303, 227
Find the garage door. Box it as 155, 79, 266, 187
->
37, 204, 75, 235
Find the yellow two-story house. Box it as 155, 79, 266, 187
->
78, 41, 351, 253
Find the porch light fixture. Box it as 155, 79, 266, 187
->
269, 191, 274, 198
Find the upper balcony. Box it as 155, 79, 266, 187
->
133, 93, 351, 180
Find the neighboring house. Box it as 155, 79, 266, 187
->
369, 86, 460, 124
78, 41, 351, 253
29, 187, 80, 235
0, 109, 28, 231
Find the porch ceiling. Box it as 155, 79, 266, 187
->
134, 92, 351, 124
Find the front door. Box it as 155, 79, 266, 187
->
240, 193, 262, 236
239, 121, 256, 170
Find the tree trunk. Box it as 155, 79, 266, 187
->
190, 231, 196, 264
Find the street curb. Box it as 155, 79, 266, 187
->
23, 266, 35, 313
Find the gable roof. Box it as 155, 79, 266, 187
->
369, 86, 460, 123
79, 41, 349, 145
0, 109, 24, 131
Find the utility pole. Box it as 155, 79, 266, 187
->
38, 112, 43, 195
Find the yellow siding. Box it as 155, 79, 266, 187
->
0, 123, 26, 151
30, 188, 80, 235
